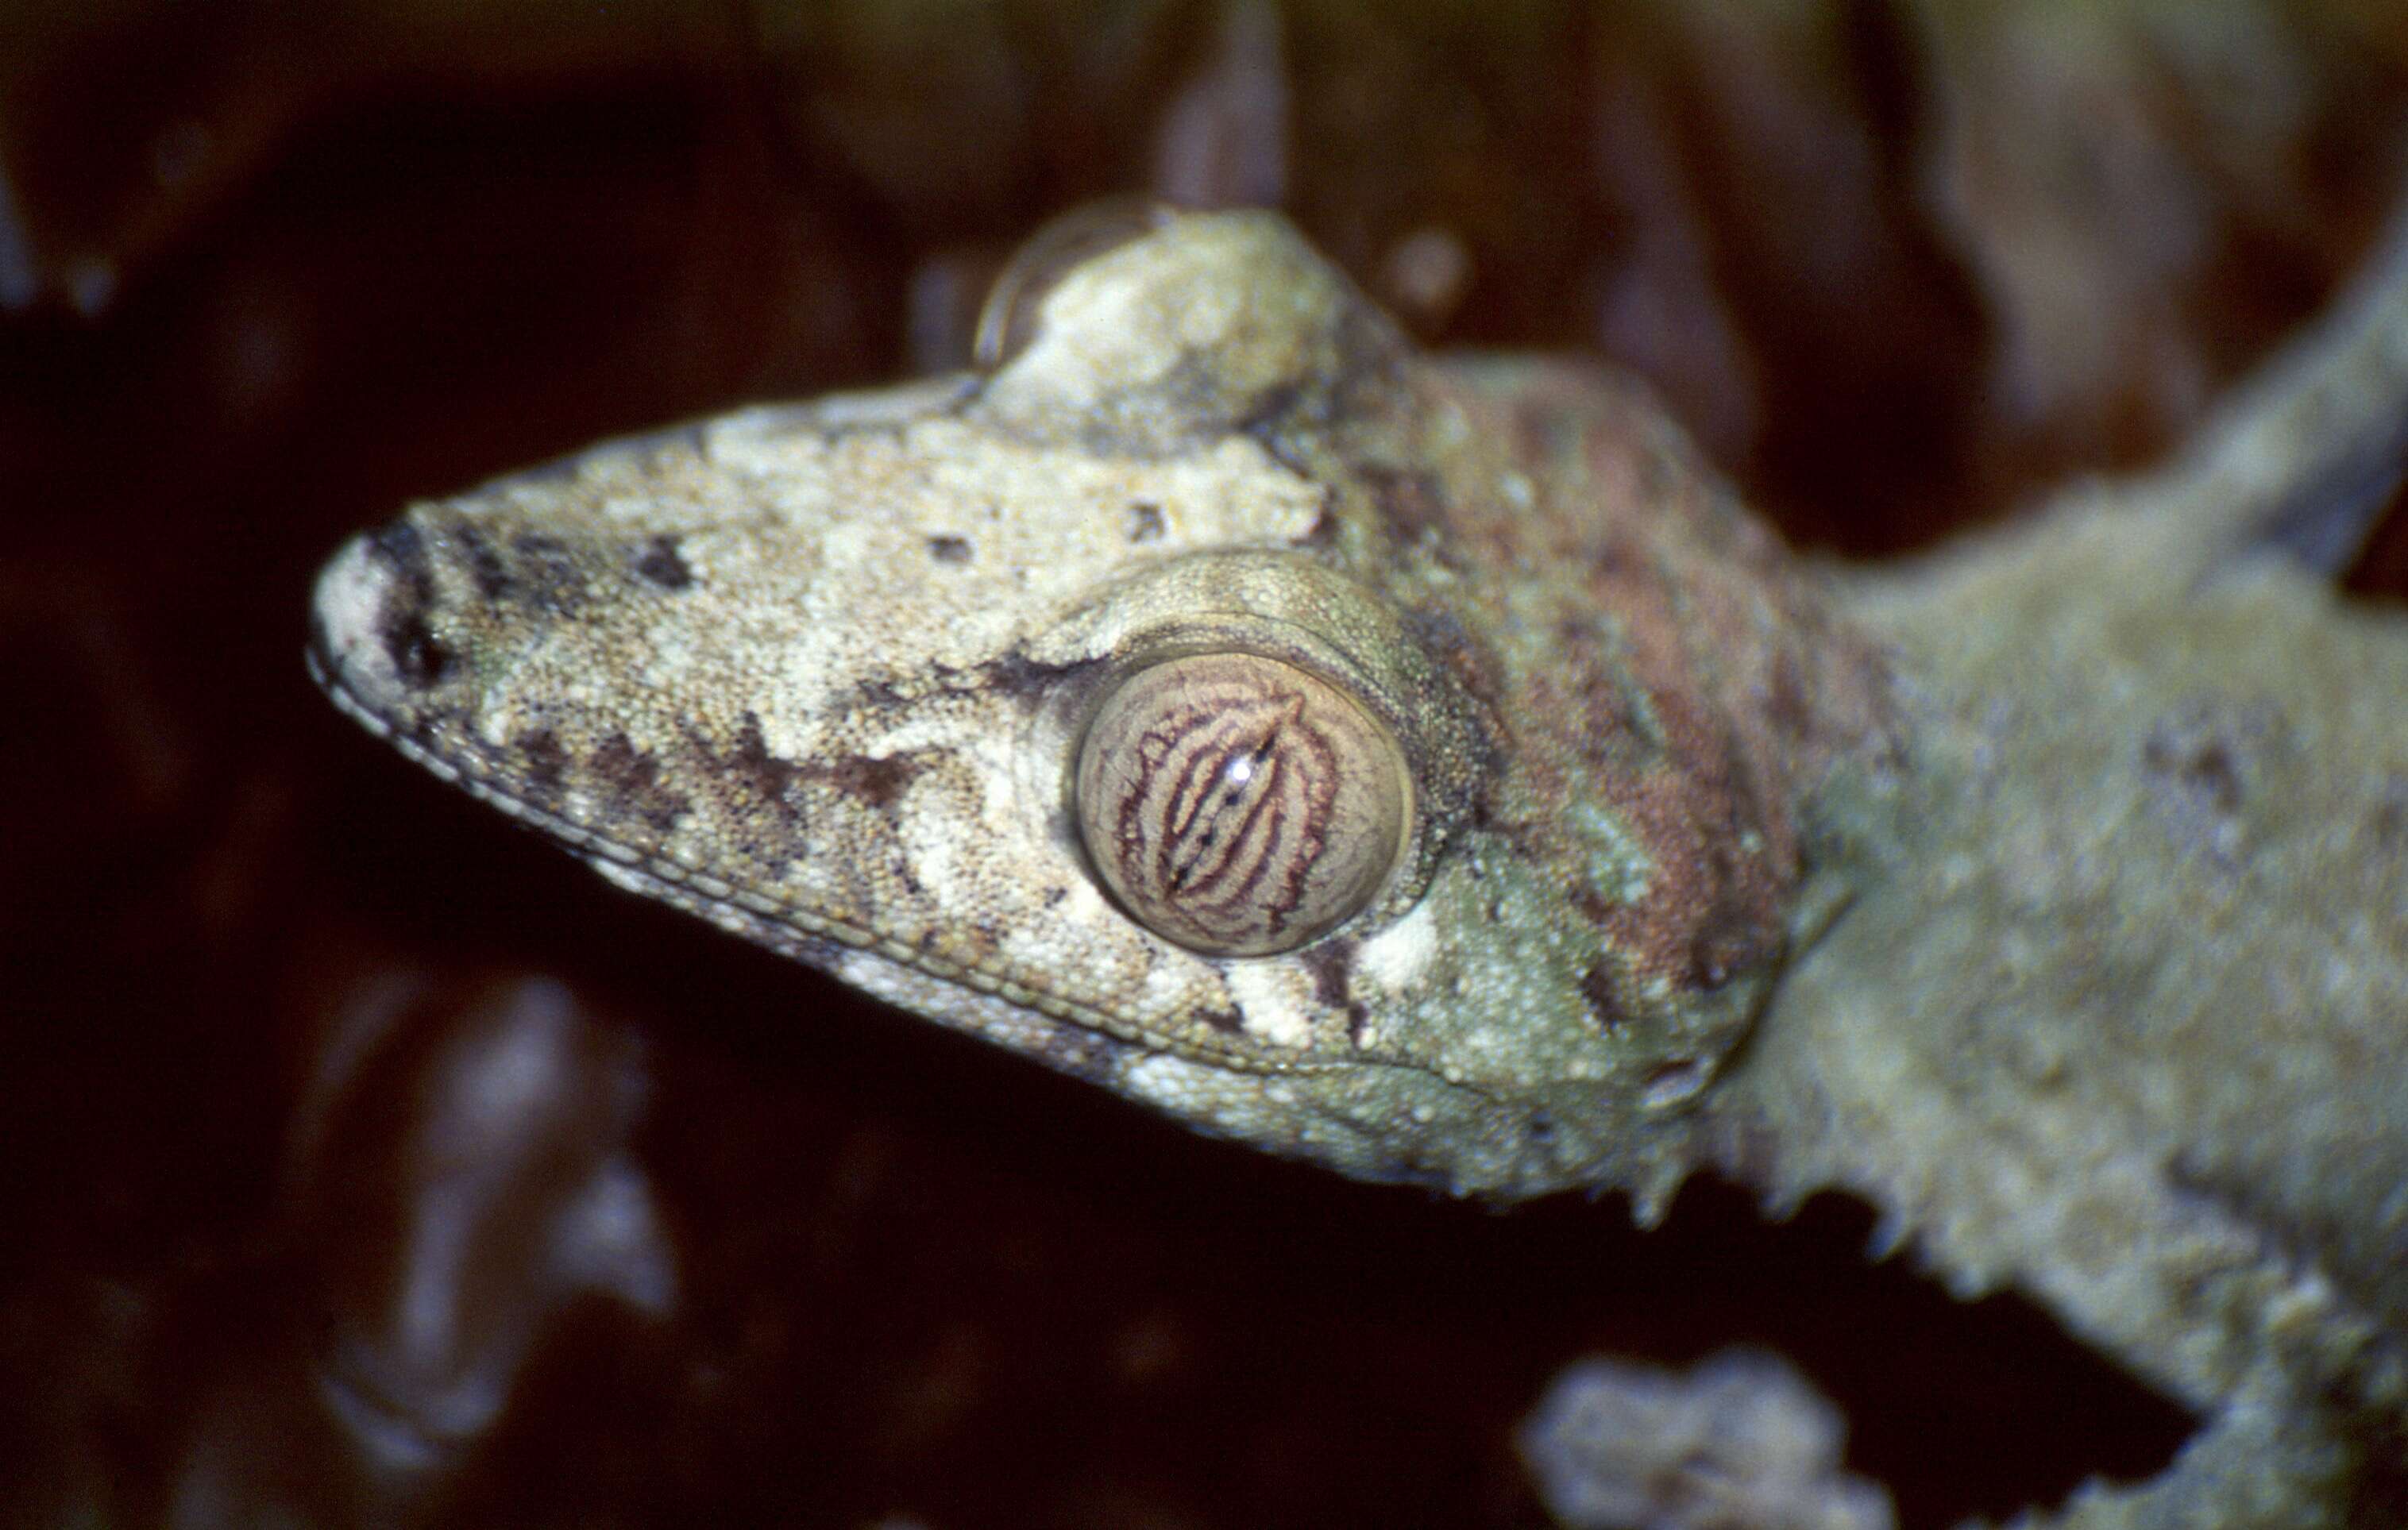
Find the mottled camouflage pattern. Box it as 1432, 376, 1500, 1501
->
311, 210, 2408, 1524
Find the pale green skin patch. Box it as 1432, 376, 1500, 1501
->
312, 209, 2408, 1524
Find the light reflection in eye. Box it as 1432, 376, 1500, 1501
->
1075, 652, 1409, 957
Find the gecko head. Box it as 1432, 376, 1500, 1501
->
311, 207, 1859, 1204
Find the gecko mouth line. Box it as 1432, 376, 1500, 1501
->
307, 642, 1432, 1083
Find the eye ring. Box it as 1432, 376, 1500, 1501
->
1075, 652, 1410, 957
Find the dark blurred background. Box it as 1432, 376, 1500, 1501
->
4, 2, 2406, 1525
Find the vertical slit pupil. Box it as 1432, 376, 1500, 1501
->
1078, 652, 1407, 957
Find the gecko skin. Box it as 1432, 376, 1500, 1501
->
311, 207, 2408, 1525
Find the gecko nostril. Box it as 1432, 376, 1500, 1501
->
386, 615, 452, 688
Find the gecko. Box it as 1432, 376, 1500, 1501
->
307, 204, 2408, 1526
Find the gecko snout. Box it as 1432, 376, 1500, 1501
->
307, 519, 459, 732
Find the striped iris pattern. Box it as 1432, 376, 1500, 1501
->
1077, 653, 1406, 958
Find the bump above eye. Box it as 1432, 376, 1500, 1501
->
1075, 653, 1410, 957
974, 199, 1177, 372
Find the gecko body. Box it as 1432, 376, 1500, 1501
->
312, 206, 2408, 1524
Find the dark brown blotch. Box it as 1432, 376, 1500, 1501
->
1234, 380, 1306, 437
453, 522, 515, 600
1195, 1006, 1245, 1035
975, 649, 1106, 704
1302, 937, 1374, 1042
1402, 605, 1506, 719
849, 676, 909, 712
1302, 937, 1358, 1011
518, 730, 568, 794
2140, 700, 2285, 865
632, 535, 693, 592
1578, 961, 1630, 1033
721, 712, 804, 827
365, 520, 432, 594
1125, 502, 1165, 543
2143, 729, 2244, 815
808, 752, 925, 811
511, 532, 589, 614
928, 534, 972, 565
588, 733, 689, 835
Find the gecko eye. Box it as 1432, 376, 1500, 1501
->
1075, 653, 1410, 957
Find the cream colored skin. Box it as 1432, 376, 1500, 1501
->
311, 210, 2408, 1525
